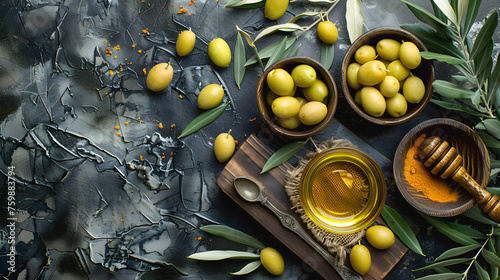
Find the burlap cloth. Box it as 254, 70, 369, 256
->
283, 138, 365, 265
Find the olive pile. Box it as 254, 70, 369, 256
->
266, 64, 329, 130
346, 39, 425, 118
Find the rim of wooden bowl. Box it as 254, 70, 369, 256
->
340, 26, 435, 125
393, 118, 490, 217
256, 56, 338, 139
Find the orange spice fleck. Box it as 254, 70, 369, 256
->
170, 152, 174, 156
114, 45, 120, 50
104, 40, 107, 44
125, 122, 129, 125
244, 134, 247, 137
117, 132, 121, 137
159, 123, 163, 129
132, 43, 137, 48
109, 70, 114, 76
234, 140, 238, 145
142, 28, 149, 35
170, 124, 175, 130
138, 50, 143, 53
179, 95, 183, 99
106, 47, 112, 56
249, 118, 256, 122
138, 116, 141, 120
195, 4, 198, 7
114, 55, 117, 59
189, 14, 192, 16
188, 2, 192, 5
143, 68, 147, 74
131, 190, 134, 193
161, 156, 165, 159
115, 125, 120, 129
140, 156, 143, 161
120, 219, 123, 222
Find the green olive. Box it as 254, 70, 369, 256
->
176, 29, 196, 57
264, 0, 288, 20
350, 244, 371, 275
267, 68, 295, 96
403, 76, 425, 103
298, 101, 327, 125
346, 63, 362, 90
276, 115, 301, 129
379, 75, 400, 98
354, 89, 362, 105
386, 93, 408, 117
197, 84, 224, 109
366, 225, 395, 249
357, 60, 387, 86
360, 86, 386, 117
303, 79, 328, 102
260, 247, 285, 275
317, 21, 338, 44
266, 91, 279, 106
354, 45, 377, 64
291, 64, 317, 88
213, 131, 235, 163
208, 38, 231, 68
387, 60, 410, 81
272, 96, 300, 118
146, 62, 174, 92
399, 41, 421, 69
376, 39, 401, 61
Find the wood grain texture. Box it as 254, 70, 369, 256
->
217, 134, 408, 280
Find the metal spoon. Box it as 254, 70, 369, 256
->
233, 176, 362, 280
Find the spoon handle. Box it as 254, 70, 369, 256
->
260, 197, 362, 280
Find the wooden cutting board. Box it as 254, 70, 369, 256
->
217, 134, 408, 280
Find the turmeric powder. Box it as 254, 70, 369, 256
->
404, 134, 461, 203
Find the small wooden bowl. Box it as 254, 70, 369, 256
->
393, 118, 491, 217
340, 27, 434, 125
256, 56, 337, 139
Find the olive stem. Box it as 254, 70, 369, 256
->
295, 0, 339, 38
226, 129, 232, 138
165, 62, 171, 70
378, 67, 389, 73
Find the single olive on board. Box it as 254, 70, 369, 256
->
260, 247, 285, 275
366, 225, 396, 250
208, 38, 231, 68
146, 62, 174, 92
176, 29, 196, 57
350, 244, 371, 275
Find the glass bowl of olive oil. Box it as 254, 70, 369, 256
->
299, 148, 387, 234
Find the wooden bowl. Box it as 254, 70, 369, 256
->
393, 118, 491, 217
256, 56, 337, 139
340, 27, 434, 125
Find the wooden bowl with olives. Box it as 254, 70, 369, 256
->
256, 56, 338, 139
340, 26, 434, 125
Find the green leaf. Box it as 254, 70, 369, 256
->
236, 25, 254, 47
245, 38, 296, 66
346, 0, 364, 44
475, 262, 491, 280
488, 48, 500, 96
178, 102, 229, 139
401, 24, 465, 59
420, 213, 478, 246
291, 44, 301, 57
200, 225, 265, 249
481, 119, 500, 140
451, 75, 470, 83
434, 266, 454, 274
456, 0, 467, 24
261, 140, 307, 174
444, 221, 486, 239
491, 160, 500, 169
434, 244, 482, 262
487, 187, 500, 196
402, 0, 453, 38
265, 36, 288, 70
477, 132, 500, 148
430, 99, 487, 116
320, 42, 335, 70
415, 272, 464, 280
413, 258, 472, 271
479, 59, 493, 89
474, 39, 493, 76
187, 250, 260, 260
253, 23, 304, 43
224, 0, 265, 8
230, 260, 262, 275
432, 0, 458, 26
431, 0, 448, 23
289, 12, 321, 23
462, 205, 499, 225
420, 51, 466, 65
462, 0, 482, 36
234, 32, 246, 89
433, 80, 475, 99
470, 11, 498, 60
381, 205, 424, 256
483, 249, 500, 268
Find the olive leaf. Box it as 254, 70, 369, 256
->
187, 250, 260, 260
477, 132, 500, 149
261, 140, 307, 174
345, 0, 363, 44
443, 221, 486, 240
200, 225, 265, 249
245, 38, 296, 66
178, 102, 229, 139
236, 25, 254, 47
429, 99, 486, 116
224, 0, 265, 8
413, 258, 472, 272
474, 39, 493, 76
381, 205, 424, 256
475, 262, 490, 280
482, 249, 500, 268
433, 267, 454, 274
253, 23, 304, 43
456, 0, 467, 24
402, 0, 451, 38
230, 260, 262, 275
432, 0, 457, 26
480, 119, 500, 140
470, 10, 498, 60
490, 160, 500, 169
420, 213, 479, 246
419, 51, 465, 65
320, 42, 335, 70
265, 36, 289, 70
234, 32, 246, 89
451, 75, 470, 82
488, 38, 500, 95
401, 24, 464, 59
462, 0, 481, 37
463, 205, 500, 225
291, 44, 301, 56
289, 12, 321, 23
433, 80, 475, 99
415, 272, 464, 280
434, 244, 481, 262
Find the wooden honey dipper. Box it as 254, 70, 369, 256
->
417, 136, 500, 222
